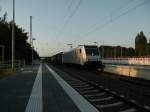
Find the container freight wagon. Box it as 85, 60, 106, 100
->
51, 52, 63, 64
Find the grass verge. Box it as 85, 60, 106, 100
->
0, 69, 16, 79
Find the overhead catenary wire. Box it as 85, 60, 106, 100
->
89, 0, 136, 32
110, 0, 136, 16
56, 0, 82, 39
79, 0, 150, 39
31, 0, 79, 39
54, 0, 82, 51
68, 0, 74, 10
72, 0, 137, 45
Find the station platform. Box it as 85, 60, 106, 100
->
26, 63, 99, 112
41, 64, 80, 112
0, 63, 99, 112
41, 64, 99, 112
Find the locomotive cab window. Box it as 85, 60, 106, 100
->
80, 49, 82, 53
85, 46, 99, 56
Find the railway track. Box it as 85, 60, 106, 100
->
54, 67, 150, 112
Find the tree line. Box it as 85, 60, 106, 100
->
99, 31, 150, 58
99, 46, 135, 58
135, 31, 150, 56
0, 13, 39, 64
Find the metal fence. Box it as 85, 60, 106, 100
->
0, 60, 25, 69
102, 57, 150, 66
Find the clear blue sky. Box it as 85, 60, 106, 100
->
0, 0, 150, 56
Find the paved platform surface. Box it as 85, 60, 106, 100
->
0, 63, 99, 112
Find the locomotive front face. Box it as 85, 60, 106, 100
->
84, 45, 102, 68
84, 46, 100, 61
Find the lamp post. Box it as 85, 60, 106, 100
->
30, 16, 36, 64
12, 0, 15, 70
32, 38, 36, 64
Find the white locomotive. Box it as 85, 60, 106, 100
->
51, 45, 104, 70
